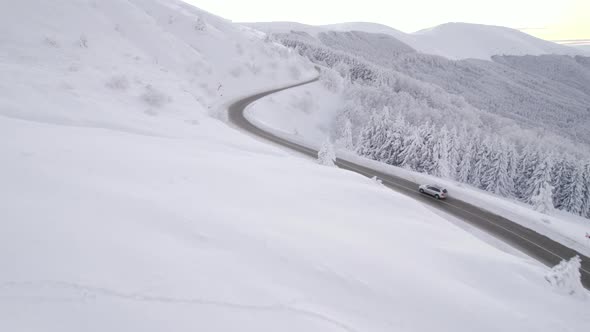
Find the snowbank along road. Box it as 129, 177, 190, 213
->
227, 77, 590, 290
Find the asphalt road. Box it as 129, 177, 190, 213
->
228, 77, 590, 290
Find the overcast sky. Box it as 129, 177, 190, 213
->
186, 0, 589, 41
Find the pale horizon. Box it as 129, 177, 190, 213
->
186, 0, 589, 43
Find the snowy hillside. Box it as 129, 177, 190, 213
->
269, 29, 590, 146
245, 21, 327, 37
253, 26, 590, 221
571, 43, 590, 53
253, 21, 583, 60
2, 1, 590, 331
322, 22, 409, 41
412, 23, 583, 60
248, 81, 590, 255
0, 0, 314, 130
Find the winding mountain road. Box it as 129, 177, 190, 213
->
228, 77, 590, 289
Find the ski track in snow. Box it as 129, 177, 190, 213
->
0, 280, 359, 332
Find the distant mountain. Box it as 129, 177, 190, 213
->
248, 21, 583, 60
560, 40, 590, 54
243, 21, 326, 36
322, 22, 408, 41
319, 22, 444, 58
411, 22, 583, 60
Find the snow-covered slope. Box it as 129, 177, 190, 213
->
2, 1, 589, 331
412, 22, 583, 60
322, 22, 409, 41
254, 21, 583, 60
268, 28, 590, 147
245, 21, 327, 37
0, 0, 314, 130
565, 41, 590, 54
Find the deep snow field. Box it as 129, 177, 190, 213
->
1, 1, 589, 331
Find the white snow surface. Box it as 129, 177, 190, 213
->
411, 22, 584, 60
243, 21, 328, 37
247, 81, 341, 142
2, 1, 590, 331
249, 21, 583, 60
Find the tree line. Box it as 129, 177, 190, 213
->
351, 107, 590, 217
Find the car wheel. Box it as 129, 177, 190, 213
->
419, 188, 424, 193
435, 194, 440, 200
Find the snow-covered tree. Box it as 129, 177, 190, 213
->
356, 108, 390, 161
531, 181, 554, 214
581, 162, 590, 218
482, 139, 514, 197
318, 138, 336, 166
336, 118, 354, 151
382, 113, 407, 166
506, 144, 518, 193
194, 16, 207, 31
446, 127, 460, 179
433, 126, 451, 178
419, 123, 436, 174
457, 138, 473, 183
515, 146, 540, 200
400, 130, 425, 172
471, 138, 491, 189
545, 256, 587, 299
560, 162, 585, 215
524, 155, 554, 205
320, 67, 344, 92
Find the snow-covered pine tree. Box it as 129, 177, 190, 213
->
545, 256, 586, 299
383, 112, 407, 166
417, 123, 435, 174
483, 139, 514, 197
355, 112, 379, 159
355, 108, 390, 161
337, 118, 354, 151
524, 155, 554, 205
531, 181, 554, 214
515, 146, 539, 200
560, 161, 585, 215
478, 139, 497, 191
581, 162, 590, 218
318, 138, 336, 166
457, 138, 473, 184
433, 126, 451, 178
551, 158, 572, 210
471, 137, 492, 189
506, 144, 518, 196
447, 127, 460, 179
400, 129, 424, 171
376, 108, 396, 163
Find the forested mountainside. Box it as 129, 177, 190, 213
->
309, 31, 590, 144
268, 30, 590, 219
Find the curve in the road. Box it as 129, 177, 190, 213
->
227, 77, 590, 289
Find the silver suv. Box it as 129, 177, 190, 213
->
419, 184, 448, 199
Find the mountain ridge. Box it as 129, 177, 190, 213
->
246, 21, 585, 60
